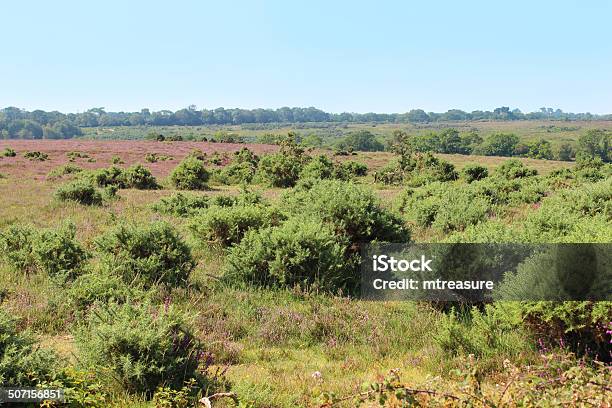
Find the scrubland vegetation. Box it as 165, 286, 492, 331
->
0, 130, 610, 407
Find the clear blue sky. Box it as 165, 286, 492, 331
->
1, 0, 611, 114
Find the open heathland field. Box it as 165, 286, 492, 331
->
0, 137, 610, 407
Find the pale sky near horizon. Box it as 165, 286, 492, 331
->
1, 0, 611, 114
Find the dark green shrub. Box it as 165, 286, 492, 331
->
0, 224, 38, 272
494, 159, 537, 179
577, 129, 611, 162
476, 133, 519, 157
520, 301, 612, 361
47, 164, 83, 179
67, 272, 137, 313
2, 147, 16, 157
95, 222, 195, 287
462, 163, 489, 183
338, 160, 368, 177
75, 302, 202, 395
555, 143, 575, 161
123, 164, 159, 189
23, 151, 49, 161
169, 157, 210, 190
398, 183, 491, 232
66, 151, 90, 161
34, 222, 89, 282
85, 166, 126, 188
145, 153, 172, 163
526, 139, 553, 159
54, 180, 104, 205
189, 205, 284, 246
224, 218, 354, 291
0, 223, 88, 281
153, 193, 211, 216
256, 153, 303, 187
110, 155, 124, 164
0, 308, 63, 386
214, 161, 256, 184
282, 179, 409, 243
405, 153, 458, 187
300, 155, 334, 180
232, 147, 258, 165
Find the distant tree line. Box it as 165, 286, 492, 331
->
335, 129, 610, 162
1, 105, 612, 139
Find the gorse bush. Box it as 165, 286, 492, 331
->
494, 159, 537, 179
461, 163, 488, 183
145, 153, 172, 163
76, 302, 202, 395
337, 160, 368, 177
153, 192, 212, 216
405, 153, 458, 187
520, 301, 612, 362
123, 164, 160, 189
35, 222, 90, 282
213, 161, 256, 184
282, 179, 410, 243
67, 271, 138, 313
54, 180, 105, 205
300, 155, 335, 180
169, 157, 210, 190
23, 151, 49, 161
256, 152, 303, 187
47, 164, 83, 179
95, 221, 195, 287
2, 147, 17, 157
66, 151, 90, 161
0, 308, 64, 386
0, 223, 88, 281
398, 182, 492, 232
0, 224, 38, 272
189, 205, 284, 247
153, 189, 264, 217
224, 217, 355, 292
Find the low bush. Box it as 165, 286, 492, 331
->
398, 183, 491, 232
224, 217, 355, 291
337, 160, 368, 177
34, 222, 90, 282
213, 161, 256, 184
282, 179, 410, 243
67, 271, 137, 313
153, 192, 211, 216
256, 153, 303, 187
494, 159, 537, 179
110, 155, 124, 164
95, 221, 195, 287
66, 151, 90, 161
461, 163, 488, 183
2, 147, 16, 157
84, 166, 126, 188
54, 180, 104, 205
123, 164, 160, 189
145, 153, 173, 163
300, 155, 334, 180
0, 224, 38, 272
520, 301, 612, 361
75, 302, 202, 395
0, 308, 64, 386
169, 157, 210, 190
0, 223, 88, 281
47, 164, 83, 179
189, 205, 284, 246
23, 151, 49, 161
